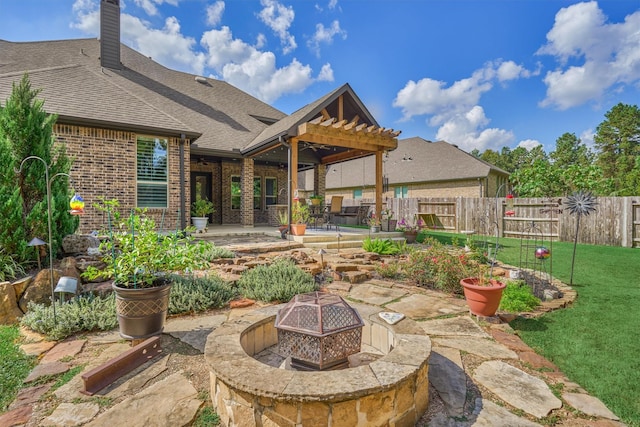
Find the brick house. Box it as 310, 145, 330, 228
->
321, 137, 510, 201
0, 0, 399, 232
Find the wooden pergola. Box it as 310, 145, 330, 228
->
289, 95, 401, 222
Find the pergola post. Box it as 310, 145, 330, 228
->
375, 151, 383, 222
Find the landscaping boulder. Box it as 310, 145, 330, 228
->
62, 234, 100, 255
19, 269, 61, 312
12, 276, 32, 301
60, 257, 82, 283
75, 257, 108, 283
1, 281, 23, 324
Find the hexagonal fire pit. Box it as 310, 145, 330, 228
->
275, 291, 364, 371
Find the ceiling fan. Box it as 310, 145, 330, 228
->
300, 142, 330, 152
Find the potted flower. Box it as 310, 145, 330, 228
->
191, 198, 215, 231
460, 264, 506, 317
367, 212, 381, 233
380, 208, 397, 232
396, 215, 424, 243
290, 201, 310, 236
309, 194, 323, 206
83, 200, 208, 339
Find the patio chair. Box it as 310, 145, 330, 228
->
325, 196, 343, 230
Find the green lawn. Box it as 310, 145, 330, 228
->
428, 231, 640, 426
0, 325, 36, 412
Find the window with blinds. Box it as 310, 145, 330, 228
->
137, 136, 168, 208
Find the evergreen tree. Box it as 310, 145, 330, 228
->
0, 74, 78, 264
594, 103, 640, 195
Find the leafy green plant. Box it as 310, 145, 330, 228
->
291, 201, 310, 224
277, 210, 289, 226
238, 258, 317, 302
0, 325, 36, 411
20, 295, 118, 340
362, 237, 400, 255
83, 200, 209, 288
499, 280, 541, 313
194, 406, 220, 426
0, 247, 25, 281
168, 274, 237, 314
191, 198, 215, 217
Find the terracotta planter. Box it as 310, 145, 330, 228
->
460, 277, 506, 317
113, 282, 172, 340
404, 231, 418, 243
290, 223, 307, 236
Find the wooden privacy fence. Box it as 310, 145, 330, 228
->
355, 197, 640, 248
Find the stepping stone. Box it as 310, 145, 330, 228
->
0, 405, 32, 427
41, 402, 100, 426
562, 392, 620, 420
472, 398, 542, 426
490, 329, 532, 352
473, 360, 562, 418
25, 361, 70, 383
385, 293, 467, 319
420, 316, 489, 337
432, 337, 518, 359
518, 351, 559, 371
106, 355, 169, 398
163, 314, 227, 352
9, 384, 52, 410
20, 341, 56, 357
429, 347, 466, 416
347, 283, 407, 306
85, 372, 201, 427
40, 339, 86, 363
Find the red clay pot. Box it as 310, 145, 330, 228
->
460, 277, 506, 317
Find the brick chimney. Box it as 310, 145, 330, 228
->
100, 0, 121, 69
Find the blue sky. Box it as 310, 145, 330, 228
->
1, 0, 639, 154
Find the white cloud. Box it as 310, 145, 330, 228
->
579, 128, 595, 150
517, 139, 542, 150
393, 60, 536, 151
307, 20, 346, 57
71, 0, 330, 103
538, 1, 640, 110
201, 26, 332, 102
132, 0, 179, 17
257, 0, 297, 54
206, 1, 225, 27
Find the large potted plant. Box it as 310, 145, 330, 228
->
290, 201, 310, 236
277, 210, 289, 239
83, 200, 207, 339
380, 209, 397, 232
191, 198, 215, 232
460, 265, 506, 317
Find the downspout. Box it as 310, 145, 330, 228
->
279, 135, 291, 236
179, 133, 186, 230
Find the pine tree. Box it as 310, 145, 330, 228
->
0, 74, 78, 264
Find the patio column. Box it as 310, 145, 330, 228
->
241, 157, 254, 227
290, 138, 299, 202
314, 164, 326, 197
375, 151, 383, 222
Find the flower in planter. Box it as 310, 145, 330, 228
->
367, 212, 381, 227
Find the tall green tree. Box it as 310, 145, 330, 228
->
0, 74, 77, 264
594, 103, 640, 196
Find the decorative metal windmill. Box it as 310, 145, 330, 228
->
564, 191, 597, 285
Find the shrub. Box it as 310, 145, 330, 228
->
238, 258, 317, 302
499, 281, 541, 313
0, 248, 25, 281
168, 274, 237, 314
200, 242, 235, 261
375, 259, 405, 280
20, 295, 117, 340
362, 237, 400, 255
402, 238, 475, 294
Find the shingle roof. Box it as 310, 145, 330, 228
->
0, 39, 286, 152
325, 136, 509, 188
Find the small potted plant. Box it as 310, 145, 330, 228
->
460, 264, 506, 317
191, 198, 215, 231
290, 201, 310, 236
396, 215, 423, 243
309, 194, 323, 206
277, 210, 289, 239
367, 212, 381, 233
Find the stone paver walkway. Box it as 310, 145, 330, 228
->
2, 246, 626, 426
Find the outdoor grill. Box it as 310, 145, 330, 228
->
275, 292, 364, 371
